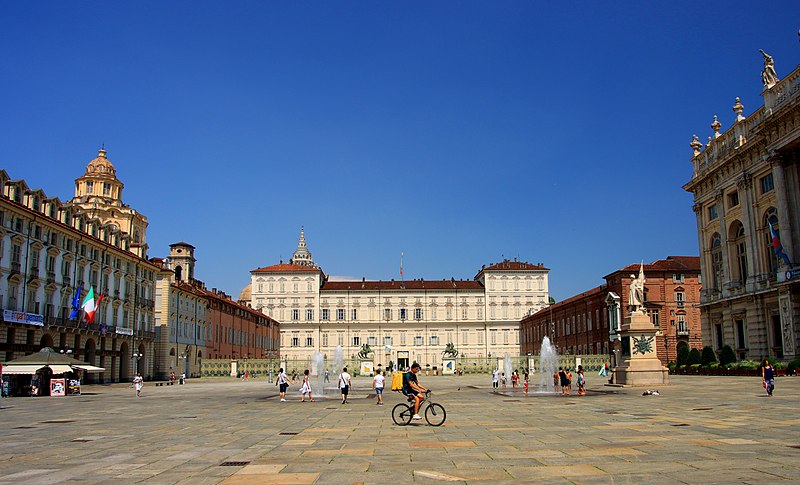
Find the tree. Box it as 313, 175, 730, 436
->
719, 345, 736, 366
700, 346, 717, 366
676, 344, 689, 366
687, 348, 702, 366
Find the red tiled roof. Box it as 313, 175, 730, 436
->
197, 287, 276, 322
613, 256, 701, 275
251, 263, 322, 273
322, 280, 484, 291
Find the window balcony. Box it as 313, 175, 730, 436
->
677, 324, 690, 336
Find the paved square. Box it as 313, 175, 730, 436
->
0, 375, 798, 483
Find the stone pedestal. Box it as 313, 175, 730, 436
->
613, 311, 669, 386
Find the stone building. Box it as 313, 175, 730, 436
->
520, 256, 702, 365
247, 228, 550, 369
683, 49, 800, 360
0, 150, 158, 382
153, 243, 208, 380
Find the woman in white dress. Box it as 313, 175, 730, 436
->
133, 373, 143, 397
300, 369, 314, 402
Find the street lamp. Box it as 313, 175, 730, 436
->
133, 351, 143, 374
59, 347, 73, 355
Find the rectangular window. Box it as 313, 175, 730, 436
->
672, 273, 685, 283
306, 337, 313, 347
292, 309, 300, 320
708, 204, 718, 221
384, 335, 392, 346
490, 330, 497, 345
337, 309, 345, 320
430, 335, 439, 346
322, 333, 329, 347
736, 319, 746, 349
478, 331, 484, 344
352, 336, 361, 346
415, 336, 423, 346
414, 308, 422, 320
368, 336, 377, 346
322, 309, 329, 321
760, 173, 774, 194
351, 308, 358, 321
291, 337, 299, 347
461, 330, 468, 345
400, 333, 406, 345
727, 191, 739, 208
715, 323, 723, 350
477, 307, 483, 320
384, 308, 392, 320
650, 310, 660, 328
462, 307, 468, 319
399, 308, 407, 320
503, 330, 509, 344
306, 309, 313, 320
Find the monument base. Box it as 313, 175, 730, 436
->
613, 310, 670, 387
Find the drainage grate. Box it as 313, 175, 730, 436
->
220, 461, 250, 467
72, 438, 94, 442
279, 432, 299, 435
41, 419, 75, 424
671, 423, 689, 427
503, 399, 520, 402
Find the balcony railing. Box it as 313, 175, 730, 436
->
677, 324, 690, 336
11, 261, 21, 273
62, 275, 71, 286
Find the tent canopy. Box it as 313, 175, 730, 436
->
2, 348, 105, 373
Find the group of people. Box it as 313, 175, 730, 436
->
491, 369, 530, 394
553, 366, 585, 396
276, 366, 364, 404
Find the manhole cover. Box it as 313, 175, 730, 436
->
279, 432, 299, 435
41, 420, 75, 424
671, 423, 689, 427
72, 438, 94, 442
220, 461, 250, 467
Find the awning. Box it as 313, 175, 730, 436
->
2, 364, 46, 374
48, 365, 74, 374
71, 364, 105, 373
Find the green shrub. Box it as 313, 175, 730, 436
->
700, 346, 717, 367
687, 348, 702, 366
737, 360, 759, 370
788, 359, 800, 375
667, 362, 676, 370
676, 345, 690, 366
709, 362, 719, 369
718, 345, 736, 366
774, 362, 787, 370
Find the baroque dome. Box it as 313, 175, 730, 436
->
238, 284, 252, 302
85, 149, 117, 178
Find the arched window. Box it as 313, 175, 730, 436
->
729, 221, 748, 284
710, 233, 723, 290
763, 207, 779, 274
175, 265, 183, 281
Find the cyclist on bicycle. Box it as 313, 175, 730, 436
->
402, 362, 429, 420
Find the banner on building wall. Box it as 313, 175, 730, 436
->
115, 327, 134, 336
3, 310, 44, 326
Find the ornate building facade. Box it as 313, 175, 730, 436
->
520, 256, 702, 365
0, 150, 158, 382
683, 50, 800, 361
248, 229, 550, 369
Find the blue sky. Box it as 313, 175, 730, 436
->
1, 3, 798, 301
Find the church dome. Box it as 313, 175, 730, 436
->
85, 149, 117, 178
238, 284, 252, 303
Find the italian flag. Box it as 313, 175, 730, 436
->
82, 287, 97, 324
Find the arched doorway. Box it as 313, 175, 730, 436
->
119, 342, 130, 382
39, 333, 54, 350
137, 344, 147, 378
84, 339, 97, 383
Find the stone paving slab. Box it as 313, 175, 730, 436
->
0, 375, 799, 483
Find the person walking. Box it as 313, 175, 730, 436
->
492, 369, 499, 391
300, 369, 314, 402
523, 373, 529, 395
276, 367, 289, 402
373, 369, 385, 405
553, 370, 560, 394
339, 367, 351, 404
558, 367, 568, 396
324, 369, 330, 383
133, 373, 143, 397
576, 365, 586, 396
762, 360, 775, 396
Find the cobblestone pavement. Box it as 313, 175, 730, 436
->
0, 374, 798, 484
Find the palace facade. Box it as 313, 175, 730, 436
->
683, 49, 800, 360
0, 150, 158, 382
246, 229, 549, 369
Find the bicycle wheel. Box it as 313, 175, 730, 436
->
425, 403, 446, 426
392, 403, 413, 426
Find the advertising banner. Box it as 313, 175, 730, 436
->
3, 310, 44, 326
50, 378, 66, 397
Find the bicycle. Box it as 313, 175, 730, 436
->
392, 390, 446, 426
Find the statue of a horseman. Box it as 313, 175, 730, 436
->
442, 342, 458, 358
357, 343, 373, 359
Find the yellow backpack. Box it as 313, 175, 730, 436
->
391, 372, 403, 392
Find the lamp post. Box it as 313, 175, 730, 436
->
132, 351, 143, 374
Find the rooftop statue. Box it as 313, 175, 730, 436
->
760, 49, 779, 88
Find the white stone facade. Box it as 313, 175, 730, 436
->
249, 230, 549, 368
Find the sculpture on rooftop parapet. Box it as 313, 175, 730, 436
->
760, 49, 779, 88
